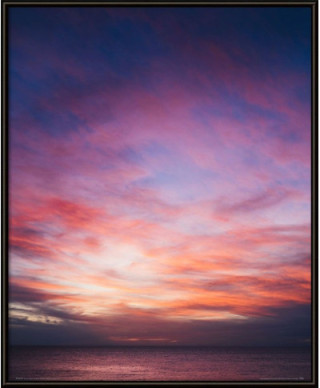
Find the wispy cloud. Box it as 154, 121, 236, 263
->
8, 7, 311, 346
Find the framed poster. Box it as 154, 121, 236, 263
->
2, 1, 318, 387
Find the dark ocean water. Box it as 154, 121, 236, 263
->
8, 346, 311, 382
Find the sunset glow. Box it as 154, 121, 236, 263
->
8, 6, 311, 347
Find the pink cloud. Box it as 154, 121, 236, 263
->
8, 9, 311, 346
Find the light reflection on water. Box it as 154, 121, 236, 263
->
9, 346, 311, 381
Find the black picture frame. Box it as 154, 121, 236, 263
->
1, 1, 318, 387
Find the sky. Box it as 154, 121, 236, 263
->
8, 6, 311, 347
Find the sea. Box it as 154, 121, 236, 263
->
8, 346, 311, 382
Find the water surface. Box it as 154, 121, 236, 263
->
9, 346, 311, 382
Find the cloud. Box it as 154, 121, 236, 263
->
9, 302, 311, 347
215, 188, 302, 216
8, 7, 311, 348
